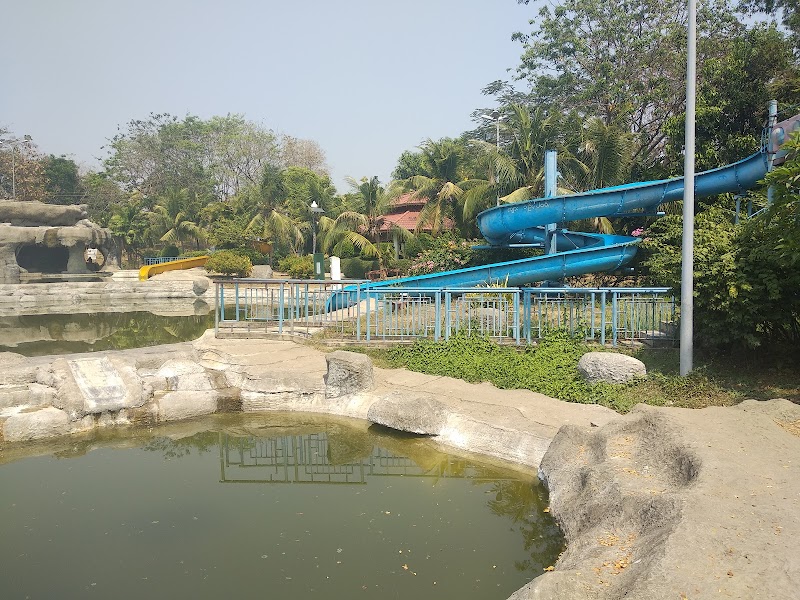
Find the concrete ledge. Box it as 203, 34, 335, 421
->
1, 335, 798, 600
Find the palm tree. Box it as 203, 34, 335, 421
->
320, 176, 412, 262
108, 191, 150, 265
399, 138, 479, 235
497, 104, 587, 203
244, 165, 305, 257
149, 188, 208, 251
578, 118, 633, 190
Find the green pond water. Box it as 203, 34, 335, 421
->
0, 414, 564, 599
0, 310, 215, 356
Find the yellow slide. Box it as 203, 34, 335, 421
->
138, 256, 209, 281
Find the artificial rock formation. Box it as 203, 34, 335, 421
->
0, 201, 114, 283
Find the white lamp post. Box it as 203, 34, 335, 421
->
680, 0, 697, 376
481, 111, 504, 206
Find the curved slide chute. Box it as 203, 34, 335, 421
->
327, 151, 768, 310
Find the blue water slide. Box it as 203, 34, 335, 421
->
327, 151, 768, 311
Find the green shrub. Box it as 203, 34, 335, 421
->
408, 234, 474, 276
205, 250, 252, 277
386, 330, 612, 403
340, 257, 379, 279
278, 254, 314, 279
160, 245, 180, 258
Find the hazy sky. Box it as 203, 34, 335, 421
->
2, 0, 535, 193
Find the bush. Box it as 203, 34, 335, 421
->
408, 234, 474, 276
340, 257, 379, 279
386, 330, 618, 404
638, 191, 800, 351
205, 250, 253, 277
160, 245, 180, 258
278, 254, 314, 279
403, 233, 435, 259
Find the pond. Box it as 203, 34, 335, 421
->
0, 413, 564, 599
0, 310, 215, 356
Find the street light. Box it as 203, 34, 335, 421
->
680, 0, 696, 376
310, 200, 324, 254
3, 135, 32, 200
481, 111, 504, 206
310, 200, 325, 280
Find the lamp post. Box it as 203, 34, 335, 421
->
3, 135, 32, 200
481, 111, 504, 206
310, 200, 324, 254
310, 200, 325, 280
680, 0, 697, 376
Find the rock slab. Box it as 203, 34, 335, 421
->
324, 351, 374, 398
577, 351, 646, 384
367, 392, 450, 435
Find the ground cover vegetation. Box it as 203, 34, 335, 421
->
2, 0, 799, 369
353, 332, 799, 414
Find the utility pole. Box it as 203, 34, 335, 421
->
680, 0, 697, 376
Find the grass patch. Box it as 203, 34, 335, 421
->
333, 332, 799, 414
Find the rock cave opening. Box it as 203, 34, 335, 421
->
16, 244, 69, 273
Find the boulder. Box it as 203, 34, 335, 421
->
0, 201, 87, 227
324, 351, 374, 398
156, 359, 213, 391
367, 391, 450, 435
156, 390, 218, 421
2, 406, 71, 441
577, 351, 646, 384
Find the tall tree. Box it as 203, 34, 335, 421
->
149, 188, 207, 251
42, 155, 85, 205
399, 138, 485, 235
740, 0, 800, 47
108, 191, 150, 264
0, 133, 46, 201
104, 113, 283, 201
511, 0, 744, 172
319, 176, 411, 260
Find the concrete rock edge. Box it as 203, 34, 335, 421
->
1, 339, 799, 600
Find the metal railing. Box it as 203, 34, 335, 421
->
214, 279, 676, 346
142, 256, 191, 265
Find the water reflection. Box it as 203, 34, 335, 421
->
0, 309, 214, 356
0, 414, 564, 599
139, 420, 564, 577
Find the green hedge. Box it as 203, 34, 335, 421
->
205, 250, 253, 277
340, 257, 379, 279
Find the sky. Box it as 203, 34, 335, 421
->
1, 0, 536, 193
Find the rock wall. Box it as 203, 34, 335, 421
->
2, 335, 798, 600
0, 201, 114, 283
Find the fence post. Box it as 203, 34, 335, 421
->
214, 281, 219, 335
366, 289, 371, 342
435, 292, 442, 341
600, 291, 607, 346
356, 285, 362, 341
235, 281, 240, 321
513, 289, 520, 344
278, 283, 285, 334
445, 291, 452, 340
612, 291, 619, 347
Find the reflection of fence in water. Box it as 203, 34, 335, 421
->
218, 433, 494, 484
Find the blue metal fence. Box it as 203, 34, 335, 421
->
143, 256, 191, 265
214, 279, 676, 346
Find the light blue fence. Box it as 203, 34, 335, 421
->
214, 279, 676, 346
142, 256, 191, 265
